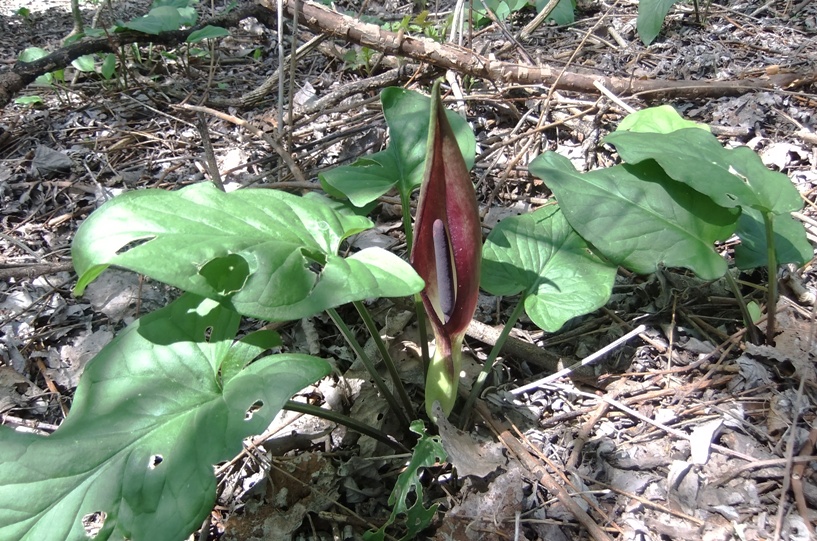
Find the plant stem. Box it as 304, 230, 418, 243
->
400, 190, 430, 373
763, 212, 778, 345
283, 400, 409, 453
415, 295, 430, 375
459, 298, 526, 429
326, 308, 412, 429
723, 270, 761, 345
353, 301, 416, 418
401, 191, 415, 254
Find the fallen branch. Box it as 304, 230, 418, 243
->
1, 0, 813, 110
261, 0, 815, 100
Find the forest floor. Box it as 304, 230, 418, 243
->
1, 0, 816, 539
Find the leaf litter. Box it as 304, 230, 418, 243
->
0, 0, 816, 539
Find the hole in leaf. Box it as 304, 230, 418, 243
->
82, 511, 106, 538
245, 400, 264, 421
148, 454, 163, 469
302, 249, 326, 275
198, 253, 250, 296
115, 237, 154, 255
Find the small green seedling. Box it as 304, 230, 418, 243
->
364, 420, 447, 541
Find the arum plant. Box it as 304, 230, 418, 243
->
410, 81, 482, 421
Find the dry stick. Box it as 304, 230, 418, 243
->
773, 372, 809, 541
296, 65, 419, 121
175, 103, 307, 183
510, 324, 647, 395
475, 105, 598, 164
571, 471, 705, 527
277, 0, 286, 149
195, 112, 225, 191
490, 1, 617, 207
713, 455, 817, 486
211, 34, 325, 109
518, 0, 561, 41
475, 402, 614, 541
465, 319, 561, 372
475, 0, 534, 64
287, 0, 300, 153
565, 397, 613, 470
0, 414, 60, 434
4, 0, 812, 110
261, 0, 814, 99
0, 261, 74, 281
549, 380, 762, 463
476, 106, 537, 192
792, 427, 817, 536
593, 80, 636, 113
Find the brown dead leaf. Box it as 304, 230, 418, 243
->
222, 453, 338, 541
434, 402, 507, 478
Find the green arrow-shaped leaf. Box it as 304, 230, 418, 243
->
0, 293, 330, 541
123, 6, 181, 34
320, 87, 475, 207
530, 151, 739, 280
72, 183, 423, 321
481, 205, 617, 332
616, 105, 709, 134
725, 145, 803, 215
636, 0, 680, 45
734, 207, 813, 270
605, 127, 803, 216
604, 128, 758, 209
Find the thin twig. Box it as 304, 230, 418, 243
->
174, 103, 307, 183
772, 373, 808, 541
195, 112, 224, 191
511, 324, 646, 395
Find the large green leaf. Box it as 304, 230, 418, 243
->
605, 128, 802, 214
72, 183, 423, 321
616, 105, 709, 134
0, 293, 330, 541
481, 205, 617, 332
18, 46, 49, 63
187, 25, 229, 43
636, 0, 680, 45
320, 87, 476, 207
604, 128, 757, 209
725, 145, 803, 215
536, 0, 576, 25
530, 152, 739, 280
734, 207, 813, 270
123, 5, 182, 34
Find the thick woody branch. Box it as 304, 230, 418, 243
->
261, 0, 815, 100
0, 0, 813, 110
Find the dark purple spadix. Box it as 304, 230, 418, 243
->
433, 219, 454, 324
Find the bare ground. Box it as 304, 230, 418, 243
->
1, 0, 816, 540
